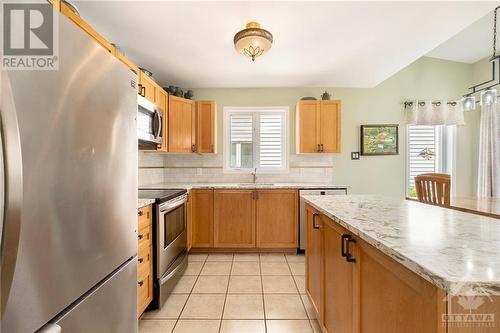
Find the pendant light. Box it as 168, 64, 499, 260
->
462, 6, 500, 107
234, 22, 273, 61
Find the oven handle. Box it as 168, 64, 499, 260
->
159, 194, 187, 214
159, 253, 187, 285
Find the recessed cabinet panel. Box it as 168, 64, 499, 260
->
168, 96, 195, 153
214, 190, 256, 248
191, 189, 214, 248
256, 190, 298, 248
196, 101, 217, 153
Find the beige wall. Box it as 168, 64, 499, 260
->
189, 57, 479, 197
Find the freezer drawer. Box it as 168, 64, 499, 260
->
39, 258, 138, 333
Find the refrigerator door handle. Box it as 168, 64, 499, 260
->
37, 323, 62, 333
0, 72, 23, 316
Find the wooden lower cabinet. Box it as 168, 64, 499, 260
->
137, 205, 153, 317
256, 189, 298, 248
191, 189, 214, 248
214, 190, 255, 248
322, 216, 354, 333
306, 203, 444, 333
305, 205, 323, 318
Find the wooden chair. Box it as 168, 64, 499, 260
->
415, 173, 451, 207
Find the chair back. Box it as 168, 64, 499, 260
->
415, 173, 451, 207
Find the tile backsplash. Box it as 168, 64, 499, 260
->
138, 152, 334, 187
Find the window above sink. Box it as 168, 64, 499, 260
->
223, 106, 289, 173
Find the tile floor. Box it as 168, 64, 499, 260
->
140, 253, 321, 333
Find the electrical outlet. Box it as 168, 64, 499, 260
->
351, 152, 360, 160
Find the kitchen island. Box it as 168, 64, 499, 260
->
302, 194, 500, 333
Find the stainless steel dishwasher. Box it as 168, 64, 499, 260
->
298, 188, 347, 251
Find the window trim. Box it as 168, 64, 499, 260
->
223, 106, 289, 173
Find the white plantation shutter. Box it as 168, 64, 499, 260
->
230, 115, 253, 142
259, 114, 283, 168
225, 108, 288, 171
408, 125, 438, 187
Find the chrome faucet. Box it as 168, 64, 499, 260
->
251, 168, 257, 184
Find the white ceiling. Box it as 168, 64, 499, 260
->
75, 1, 497, 88
426, 10, 494, 64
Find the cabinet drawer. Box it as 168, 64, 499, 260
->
138, 205, 152, 230
138, 243, 152, 277
138, 225, 152, 248
137, 270, 152, 317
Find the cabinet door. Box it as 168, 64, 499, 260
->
256, 189, 298, 248
168, 96, 195, 153
156, 89, 168, 152
319, 101, 341, 153
214, 190, 255, 248
355, 237, 443, 333
305, 204, 322, 318
196, 101, 216, 153
138, 72, 156, 103
322, 216, 354, 333
191, 189, 214, 248
296, 101, 320, 153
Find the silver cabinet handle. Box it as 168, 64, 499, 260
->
0, 72, 23, 316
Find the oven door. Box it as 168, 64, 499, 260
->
156, 194, 187, 279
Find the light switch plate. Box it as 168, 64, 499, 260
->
351, 152, 360, 160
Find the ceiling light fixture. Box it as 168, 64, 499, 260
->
462, 6, 500, 106
234, 22, 273, 61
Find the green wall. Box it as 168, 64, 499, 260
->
193, 57, 480, 197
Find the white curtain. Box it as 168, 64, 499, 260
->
405, 100, 464, 125
477, 102, 500, 197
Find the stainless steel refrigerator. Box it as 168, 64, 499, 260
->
1, 13, 138, 333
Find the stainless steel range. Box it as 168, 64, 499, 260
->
138, 189, 188, 309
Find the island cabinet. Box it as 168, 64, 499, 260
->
137, 205, 153, 318
305, 203, 445, 333
296, 100, 341, 153
168, 96, 196, 153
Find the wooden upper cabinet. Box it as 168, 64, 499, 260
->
256, 189, 298, 248
138, 72, 156, 103
319, 101, 341, 153
214, 190, 255, 248
156, 89, 168, 152
296, 101, 320, 153
296, 100, 341, 153
305, 204, 323, 319
195, 101, 217, 153
191, 189, 214, 248
168, 96, 196, 153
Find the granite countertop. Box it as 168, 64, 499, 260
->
140, 183, 348, 190
138, 198, 155, 209
301, 194, 500, 296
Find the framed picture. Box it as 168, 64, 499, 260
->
360, 124, 399, 155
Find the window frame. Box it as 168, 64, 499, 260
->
223, 106, 289, 173
405, 124, 456, 197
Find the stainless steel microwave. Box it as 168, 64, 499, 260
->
138, 94, 163, 147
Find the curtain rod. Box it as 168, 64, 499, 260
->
402, 101, 458, 107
